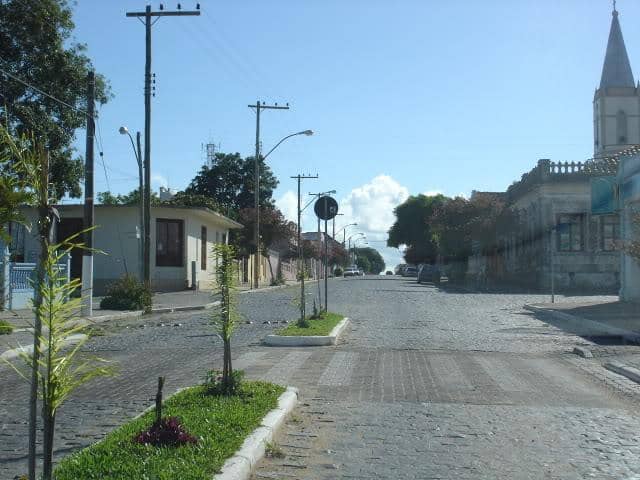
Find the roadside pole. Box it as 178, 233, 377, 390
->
291, 174, 317, 322
81, 71, 95, 317
324, 197, 328, 312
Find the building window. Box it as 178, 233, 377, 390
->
601, 215, 619, 251
156, 219, 184, 267
201, 226, 207, 270
556, 214, 583, 252
617, 110, 627, 144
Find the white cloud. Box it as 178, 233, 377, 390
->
151, 173, 168, 188
423, 189, 444, 197
276, 190, 298, 223
337, 175, 410, 272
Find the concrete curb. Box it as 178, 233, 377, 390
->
263, 317, 350, 347
523, 304, 640, 342
605, 361, 640, 384
572, 346, 594, 358
214, 386, 299, 480
1, 333, 87, 361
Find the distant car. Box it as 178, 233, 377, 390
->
385, 270, 394, 275
417, 264, 441, 284
403, 266, 418, 277
343, 267, 360, 277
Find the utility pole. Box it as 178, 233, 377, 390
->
136, 131, 144, 282
126, 5, 200, 293
248, 101, 289, 289
291, 174, 317, 322
81, 71, 95, 317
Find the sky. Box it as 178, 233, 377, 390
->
62, 0, 640, 270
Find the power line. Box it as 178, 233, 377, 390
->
0, 64, 92, 117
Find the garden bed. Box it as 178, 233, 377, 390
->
54, 381, 285, 480
277, 312, 344, 336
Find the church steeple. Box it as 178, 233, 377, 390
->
600, 5, 635, 88
593, 3, 640, 158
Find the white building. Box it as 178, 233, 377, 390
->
11, 204, 242, 294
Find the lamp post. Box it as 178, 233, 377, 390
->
337, 223, 357, 245
348, 233, 365, 264
119, 126, 144, 281
253, 129, 313, 289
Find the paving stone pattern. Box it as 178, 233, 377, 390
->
2, 278, 639, 479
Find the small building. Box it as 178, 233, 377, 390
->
9, 204, 242, 294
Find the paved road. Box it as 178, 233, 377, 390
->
248, 277, 640, 479
1, 277, 639, 479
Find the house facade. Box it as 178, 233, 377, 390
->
10, 204, 242, 294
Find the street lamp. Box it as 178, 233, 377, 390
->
119, 126, 144, 281
337, 222, 357, 245
347, 233, 365, 264
253, 129, 313, 289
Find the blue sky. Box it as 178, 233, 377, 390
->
67, 0, 640, 269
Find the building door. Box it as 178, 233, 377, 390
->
57, 217, 84, 281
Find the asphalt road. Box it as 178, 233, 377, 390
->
1, 277, 639, 479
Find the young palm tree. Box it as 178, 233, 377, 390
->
212, 243, 240, 392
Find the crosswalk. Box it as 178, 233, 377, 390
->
236, 348, 612, 407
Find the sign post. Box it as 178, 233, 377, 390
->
314, 196, 338, 313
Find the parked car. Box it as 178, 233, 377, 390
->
385, 270, 394, 275
343, 267, 360, 277
417, 264, 441, 284
402, 266, 418, 277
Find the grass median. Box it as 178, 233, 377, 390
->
277, 312, 344, 336
54, 381, 285, 480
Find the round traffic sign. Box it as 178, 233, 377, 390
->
314, 196, 338, 220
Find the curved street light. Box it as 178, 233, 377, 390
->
337, 222, 357, 245
254, 129, 313, 288
263, 130, 314, 160
119, 126, 144, 281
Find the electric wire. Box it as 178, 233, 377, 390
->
0, 64, 92, 117
94, 113, 130, 275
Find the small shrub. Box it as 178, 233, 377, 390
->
100, 275, 151, 311
265, 441, 285, 458
204, 369, 244, 396
0, 319, 14, 335
133, 416, 198, 447
334, 267, 343, 277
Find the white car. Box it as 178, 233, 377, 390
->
343, 267, 360, 277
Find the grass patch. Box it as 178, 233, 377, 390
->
0, 319, 14, 335
54, 381, 285, 480
277, 312, 344, 336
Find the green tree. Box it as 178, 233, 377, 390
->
96, 188, 160, 206
387, 194, 446, 264
0, 0, 111, 200
185, 152, 279, 216
354, 247, 385, 273
5, 236, 115, 480
211, 243, 240, 394
0, 126, 35, 242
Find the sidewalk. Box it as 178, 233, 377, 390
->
0, 280, 303, 360
524, 298, 640, 338
524, 298, 640, 386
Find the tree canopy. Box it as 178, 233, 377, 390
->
387, 194, 446, 264
354, 247, 385, 274
184, 152, 278, 217
0, 0, 111, 200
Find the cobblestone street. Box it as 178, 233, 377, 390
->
1, 277, 640, 479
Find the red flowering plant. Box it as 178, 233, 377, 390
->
133, 416, 198, 447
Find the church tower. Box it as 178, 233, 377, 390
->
594, 4, 640, 157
